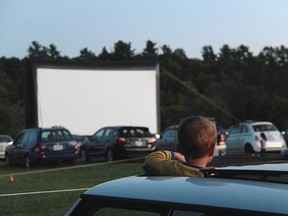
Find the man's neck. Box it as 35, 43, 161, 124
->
186, 156, 212, 168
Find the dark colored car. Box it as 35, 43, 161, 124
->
156, 125, 178, 151
156, 125, 226, 155
5, 127, 78, 168
79, 126, 157, 162
66, 163, 288, 216
72, 134, 87, 155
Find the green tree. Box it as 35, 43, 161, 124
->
77, 48, 97, 61
27, 41, 48, 58
112, 41, 135, 61
142, 40, 158, 60
98, 47, 112, 61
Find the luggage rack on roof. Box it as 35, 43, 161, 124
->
202, 168, 288, 184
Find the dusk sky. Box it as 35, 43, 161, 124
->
1, 0, 288, 59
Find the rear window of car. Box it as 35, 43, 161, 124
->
253, 124, 277, 132
41, 129, 73, 141
120, 127, 152, 138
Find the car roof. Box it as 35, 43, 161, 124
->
22, 127, 69, 131
108, 126, 149, 128
81, 175, 288, 215
219, 163, 288, 171
242, 121, 273, 125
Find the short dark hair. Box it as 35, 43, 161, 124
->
177, 116, 217, 159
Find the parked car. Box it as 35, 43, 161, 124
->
72, 134, 87, 155
281, 129, 288, 146
79, 126, 157, 162
5, 127, 78, 168
156, 125, 178, 151
226, 121, 286, 154
216, 126, 227, 155
281, 146, 288, 157
156, 125, 226, 155
66, 162, 288, 216
0, 134, 13, 159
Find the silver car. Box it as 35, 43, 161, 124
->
226, 121, 286, 154
0, 135, 13, 159
66, 163, 288, 215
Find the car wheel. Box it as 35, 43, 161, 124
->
80, 149, 89, 162
244, 144, 254, 154
25, 156, 32, 168
106, 149, 113, 162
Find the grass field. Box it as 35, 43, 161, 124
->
0, 159, 145, 216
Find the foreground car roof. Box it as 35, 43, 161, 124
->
68, 173, 288, 215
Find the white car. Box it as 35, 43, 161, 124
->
225, 121, 286, 154
0, 135, 13, 159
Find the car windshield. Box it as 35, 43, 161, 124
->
41, 130, 73, 141
253, 124, 277, 132
120, 128, 152, 138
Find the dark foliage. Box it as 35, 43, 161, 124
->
1, 41, 288, 136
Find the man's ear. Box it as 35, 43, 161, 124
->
208, 143, 216, 156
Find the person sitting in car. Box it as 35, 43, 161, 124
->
143, 116, 217, 177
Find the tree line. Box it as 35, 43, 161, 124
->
1, 40, 288, 136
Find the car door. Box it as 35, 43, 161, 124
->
226, 124, 241, 154
238, 124, 250, 152
86, 128, 107, 156
10, 131, 29, 164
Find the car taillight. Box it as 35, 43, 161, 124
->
255, 136, 259, 141
34, 143, 41, 153
149, 137, 157, 144
71, 141, 77, 150
116, 137, 126, 144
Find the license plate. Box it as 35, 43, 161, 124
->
53, 144, 63, 151
134, 141, 145, 147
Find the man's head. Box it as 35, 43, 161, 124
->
177, 116, 217, 159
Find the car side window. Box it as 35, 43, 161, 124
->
14, 132, 29, 146
104, 128, 115, 138
240, 125, 249, 133
93, 129, 105, 139
95, 208, 159, 215
229, 125, 240, 134
162, 129, 172, 138
14, 133, 25, 145
26, 131, 38, 147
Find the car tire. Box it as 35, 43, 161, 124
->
244, 144, 254, 154
106, 149, 113, 162
80, 149, 89, 162
25, 156, 32, 168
